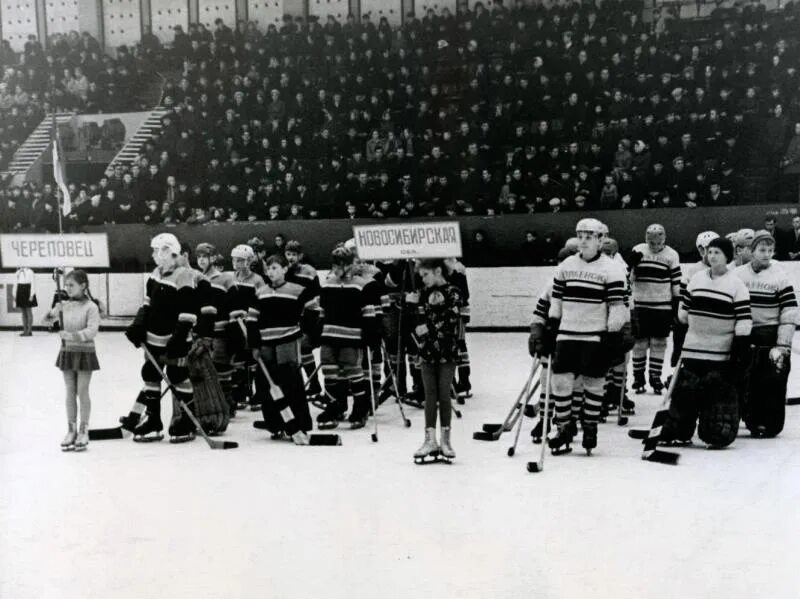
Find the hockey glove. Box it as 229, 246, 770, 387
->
627, 250, 644, 269
620, 321, 635, 353
528, 322, 544, 358
671, 297, 681, 325
124, 306, 148, 348
769, 346, 791, 375
542, 318, 559, 357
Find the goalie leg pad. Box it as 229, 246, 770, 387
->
745, 348, 789, 437
697, 367, 740, 448
660, 362, 701, 443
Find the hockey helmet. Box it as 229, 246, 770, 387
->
195, 242, 217, 257
598, 222, 609, 237
695, 231, 719, 249
343, 238, 357, 252
735, 228, 755, 248
150, 233, 181, 256
575, 218, 605, 236
331, 245, 354, 267
646, 223, 666, 247
231, 244, 256, 262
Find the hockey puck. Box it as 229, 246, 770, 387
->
527, 462, 541, 473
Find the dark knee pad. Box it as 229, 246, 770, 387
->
661, 366, 701, 441
745, 351, 788, 437
697, 371, 739, 447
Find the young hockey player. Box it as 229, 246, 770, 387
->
734, 231, 797, 437
600, 237, 635, 417
628, 224, 682, 395
123, 233, 199, 443
316, 246, 379, 430
661, 237, 752, 448
195, 243, 237, 416
444, 257, 472, 399
284, 240, 324, 400
45, 269, 100, 451
733, 228, 755, 267
248, 237, 268, 279
669, 231, 720, 376
547, 218, 627, 455
412, 258, 464, 463
247, 254, 318, 442
528, 245, 578, 443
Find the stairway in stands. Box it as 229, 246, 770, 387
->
108, 107, 169, 168
2, 113, 75, 185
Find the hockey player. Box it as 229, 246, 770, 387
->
661, 237, 752, 448
195, 243, 237, 416
229, 244, 266, 411
628, 224, 682, 395
316, 247, 379, 430
284, 240, 324, 400
734, 230, 797, 437
248, 237, 268, 279
600, 237, 635, 416
444, 257, 472, 399
528, 245, 577, 443
547, 218, 628, 455
669, 231, 720, 375
123, 233, 199, 443
247, 254, 318, 442
412, 258, 464, 463
734, 229, 755, 267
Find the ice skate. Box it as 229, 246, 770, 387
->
414, 427, 442, 464
377, 385, 396, 407
439, 426, 455, 461
73, 423, 89, 452
307, 392, 329, 411
347, 395, 370, 430
621, 396, 636, 415
133, 413, 164, 442
61, 423, 77, 451
402, 388, 425, 409
455, 379, 472, 400
316, 405, 342, 430
582, 423, 597, 455
530, 417, 548, 444
633, 372, 647, 395
248, 402, 262, 412
649, 377, 664, 395
168, 413, 196, 444
119, 413, 141, 432
548, 423, 574, 455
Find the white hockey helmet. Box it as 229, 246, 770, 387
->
231, 244, 256, 262
598, 222, 609, 237
735, 228, 755, 248
343, 238, 357, 254
150, 232, 181, 255
696, 231, 719, 249
575, 218, 605, 236
646, 223, 666, 247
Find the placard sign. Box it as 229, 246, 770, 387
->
0, 233, 110, 268
352, 222, 462, 260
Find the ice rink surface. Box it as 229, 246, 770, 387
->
1, 331, 799, 599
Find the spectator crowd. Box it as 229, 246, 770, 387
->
2, 0, 800, 234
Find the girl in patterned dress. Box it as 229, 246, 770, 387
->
45, 270, 100, 452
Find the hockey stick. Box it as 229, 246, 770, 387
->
143, 347, 238, 450
507, 362, 539, 457
381, 340, 412, 427
255, 356, 341, 446
302, 362, 322, 391
450, 384, 463, 419
639, 359, 682, 465
527, 358, 552, 473
617, 352, 630, 426
89, 386, 171, 441
475, 359, 539, 440
366, 347, 379, 442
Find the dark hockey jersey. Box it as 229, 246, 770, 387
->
143, 266, 198, 349
319, 272, 377, 346
446, 262, 471, 321
287, 263, 321, 301
204, 269, 236, 338
229, 271, 265, 323
246, 280, 319, 345
630, 243, 681, 312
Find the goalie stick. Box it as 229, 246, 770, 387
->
473, 360, 539, 441
617, 352, 630, 427
255, 356, 342, 446
144, 347, 239, 450
639, 359, 682, 465
366, 347, 379, 443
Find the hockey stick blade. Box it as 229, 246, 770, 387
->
482, 423, 505, 433
787, 396, 800, 406
628, 428, 649, 440
527, 461, 543, 473
617, 415, 629, 426
309, 434, 342, 446
643, 449, 680, 465
88, 426, 131, 441
473, 430, 502, 441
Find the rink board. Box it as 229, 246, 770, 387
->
3, 263, 800, 329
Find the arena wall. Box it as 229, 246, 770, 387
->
5, 261, 800, 330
